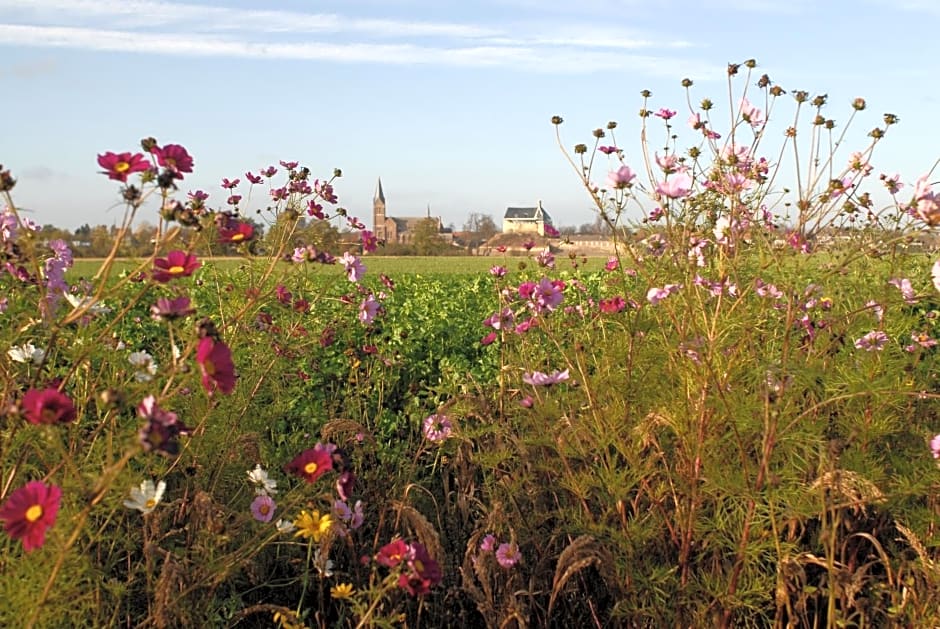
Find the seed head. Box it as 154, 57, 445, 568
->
700, 98, 713, 111
869, 128, 884, 139
770, 85, 785, 97
640, 89, 651, 98
757, 73, 770, 88
0, 166, 16, 192
551, 115, 564, 125
606, 121, 617, 130
813, 115, 826, 126
688, 147, 701, 159
852, 97, 866, 111
727, 63, 740, 76
140, 137, 158, 152
593, 128, 605, 138
681, 78, 693, 88
744, 58, 757, 69
824, 119, 835, 130
794, 90, 809, 103
812, 94, 828, 108
883, 113, 899, 126
574, 144, 588, 155
333, 168, 342, 177
638, 108, 649, 118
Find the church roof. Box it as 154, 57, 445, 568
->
374, 178, 385, 203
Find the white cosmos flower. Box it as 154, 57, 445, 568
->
128, 350, 158, 382
275, 519, 296, 534
7, 342, 46, 365
64, 292, 112, 315
123, 480, 166, 514
247, 464, 278, 495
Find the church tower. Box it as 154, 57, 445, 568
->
373, 178, 387, 241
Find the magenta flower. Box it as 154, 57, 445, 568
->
152, 250, 200, 283
931, 434, 940, 459
361, 230, 378, 253
606, 165, 636, 189
221, 177, 239, 189
97, 151, 151, 182
647, 284, 682, 305
279, 160, 298, 170
21, 387, 77, 425
604, 257, 619, 272
531, 277, 564, 313
218, 221, 254, 244
245, 171, 263, 184
543, 224, 560, 237
150, 143, 194, 179
888, 278, 917, 304
495, 542, 521, 568
522, 369, 569, 386
598, 145, 619, 155
261, 166, 277, 177
655, 172, 693, 199
0, 481, 61, 552
654, 108, 677, 120
137, 395, 191, 455
489, 265, 507, 277
250, 494, 276, 522
284, 443, 334, 483
480, 534, 496, 552
196, 337, 237, 395
398, 542, 442, 596
854, 330, 889, 352
422, 414, 453, 442
377, 539, 409, 568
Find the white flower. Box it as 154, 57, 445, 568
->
7, 342, 46, 365
247, 464, 278, 495
129, 350, 158, 382
123, 480, 166, 514
314, 549, 334, 577
64, 292, 112, 315
275, 519, 296, 534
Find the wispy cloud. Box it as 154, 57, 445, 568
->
0, 0, 712, 76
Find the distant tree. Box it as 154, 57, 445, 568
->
412, 218, 448, 255
462, 212, 499, 243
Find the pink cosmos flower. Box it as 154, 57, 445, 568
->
150, 296, 195, 321
655, 172, 693, 199
0, 481, 61, 552
195, 337, 236, 395
606, 165, 636, 189
480, 534, 496, 552
481, 331, 497, 345
422, 414, 453, 442
152, 250, 200, 283
97, 151, 151, 182
654, 108, 676, 120
21, 387, 77, 425
398, 542, 442, 596
739, 97, 765, 128
221, 177, 239, 189
880, 173, 903, 195
854, 330, 889, 352
361, 230, 378, 253
279, 160, 298, 170
341, 252, 365, 282
359, 295, 380, 324
250, 494, 276, 522
376, 539, 409, 568
543, 224, 560, 237
888, 278, 917, 304
137, 395, 190, 455
522, 369, 569, 386
646, 283, 682, 305
489, 265, 507, 277
604, 257, 619, 272
598, 146, 619, 155
495, 542, 521, 568
218, 221, 254, 244
150, 144, 194, 179
245, 171, 263, 184
931, 434, 940, 459
532, 277, 564, 313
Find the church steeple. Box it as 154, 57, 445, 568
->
374, 178, 385, 204
373, 177, 387, 241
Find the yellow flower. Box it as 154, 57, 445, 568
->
330, 582, 355, 600
293, 509, 333, 542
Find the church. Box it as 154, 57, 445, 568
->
372, 178, 450, 244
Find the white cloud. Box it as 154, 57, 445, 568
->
0, 0, 711, 75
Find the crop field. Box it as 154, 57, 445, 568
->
3, 64, 940, 629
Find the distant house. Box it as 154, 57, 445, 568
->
502, 201, 553, 236
372, 178, 451, 244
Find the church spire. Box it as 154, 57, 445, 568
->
374, 178, 385, 204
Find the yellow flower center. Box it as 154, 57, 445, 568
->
230, 233, 245, 242
259, 504, 270, 515
168, 265, 185, 275
204, 360, 216, 376
115, 161, 131, 173
25, 504, 43, 522
145, 499, 156, 509
304, 461, 318, 475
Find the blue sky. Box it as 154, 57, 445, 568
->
2, 0, 939, 231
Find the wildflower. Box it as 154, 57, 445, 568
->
481, 332, 497, 345
247, 464, 277, 495
331, 583, 355, 600
250, 495, 276, 522
359, 295, 380, 324
519, 395, 534, 408
284, 443, 333, 483
535, 248, 555, 269
220, 177, 239, 189
150, 143, 194, 179
531, 277, 564, 313
63, 293, 111, 315
423, 414, 453, 442
361, 230, 378, 252
495, 542, 521, 568
217, 221, 254, 243
314, 548, 334, 577
8, 342, 45, 365
150, 296, 195, 321
655, 108, 677, 120
598, 145, 618, 155
128, 350, 158, 383
275, 519, 296, 534
399, 542, 442, 596
889, 278, 917, 304
739, 97, 766, 127
137, 395, 190, 455
931, 434, 940, 459
854, 330, 889, 352
293, 509, 333, 542
279, 160, 298, 170
377, 538, 409, 567
599, 296, 627, 313
646, 284, 682, 305
480, 534, 496, 552
522, 369, 569, 386
97, 151, 150, 182
123, 480, 166, 514
245, 171, 263, 184
335, 469, 356, 501
606, 165, 636, 189
152, 250, 200, 283
490, 265, 507, 277
21, 387, 77, 425
196, 336, 236, 395
340, 252, 366, 282
906, 331, 938, 352
655, 172, 693, 199
0, 481, 61, 552
604, 257, 619, 272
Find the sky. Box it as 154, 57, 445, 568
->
2, 0, 939, 232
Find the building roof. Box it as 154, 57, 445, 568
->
504, 201, 552, 223
374, 178, 385, 204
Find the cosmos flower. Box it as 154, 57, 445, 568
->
123, 480, 166, 514
0, 481, 62, 552
97, 151, 151, 182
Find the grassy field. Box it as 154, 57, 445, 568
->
70, 254, 609, 279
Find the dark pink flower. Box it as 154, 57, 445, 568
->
598, 145, 619, 155
245, 171, 263, 184
150, 144, 194, 179
21, 388, 77, 425
284, 443, 334, 483
150, 296, 195, 321
361, 230, 378, 253
377, 539, 409, 568
196, 337, 236, 395
279, 160, 298, 170
97, 151, 151, 182
495, 542, 521, 568
137, 395, 191, 455
654, 108, 677, 120
0, 481, 61, 552
152, 250, 200, 282
399, 542, 442, 596
218, 221, 254, 244
607, 165, 636, 189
